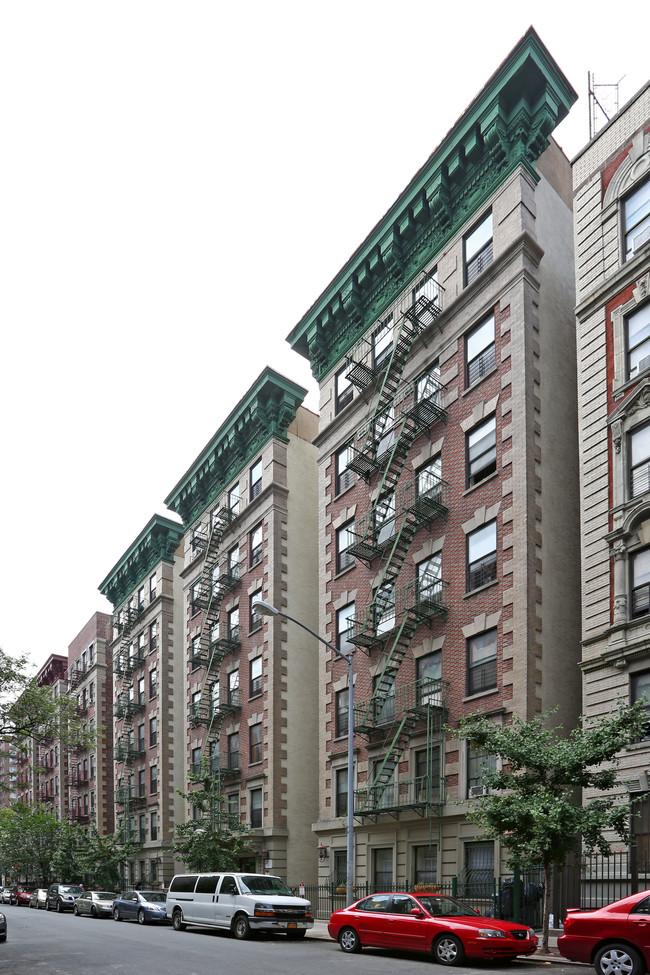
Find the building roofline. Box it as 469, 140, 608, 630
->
98, 514, 185, 608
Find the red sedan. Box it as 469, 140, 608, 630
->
559, 890, 650, 975
328, 892, 538, 964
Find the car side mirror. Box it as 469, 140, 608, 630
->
411, 908, 423, 916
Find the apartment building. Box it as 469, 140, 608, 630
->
573, 82, 650, 857
99, 514, 185, 887
164, 368, 320, 884
29, 655, 68, 818
287, 29, 581, 890
67, 612, 113, 833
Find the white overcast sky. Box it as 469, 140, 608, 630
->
0, 1, 647, 672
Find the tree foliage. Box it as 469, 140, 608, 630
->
452, 702, 649, 952
172, 762, 252, 872
0, 803, 66, 885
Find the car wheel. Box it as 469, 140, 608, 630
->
433, 934, 465, 966
57, 899, 64, 914
45, 900, 51, 912
137, 909, 146, 925
91, 906, 98, 918
73, 904, 79, 916
172, 909, 185, 932
595, 944, 644, 975
113, 907, 121, 922
232, 914, 251, 940
286, 929, 306, 939
338, 927, 361, 953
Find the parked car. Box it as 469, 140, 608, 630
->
0, 910, 6, 941
73, 891, 115, 918
29, 889, 47, 910
559, 888, 650, 975
1, 888, 15, 905
15, 886, 34, 907
113, 890, 168, 924
46, 883, 85, 913
328, 892, 538, 964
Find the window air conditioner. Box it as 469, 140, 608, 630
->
468, 785, 489, 798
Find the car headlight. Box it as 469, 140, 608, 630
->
528, 928, 536, 938
478, 928, 507, 939
254, 902, 275, 917
0, 913, 5, 922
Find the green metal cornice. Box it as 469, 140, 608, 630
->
164, 368, 307, 528
287, 27, 577, 381
98, 515, 184, 609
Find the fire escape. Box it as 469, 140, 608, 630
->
187, 501, 242, 793
343, 273, 449, 817
113, 599, 148, 838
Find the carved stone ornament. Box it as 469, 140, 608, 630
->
634, 273, 650, 305
614, 593, 628, 623
611, 419, 623, 453
612, 538, 627, 561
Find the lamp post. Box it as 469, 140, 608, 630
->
252, 599, 355, 905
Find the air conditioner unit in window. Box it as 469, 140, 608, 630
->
633, 226, 650, 254
468, 785, 489, 798
638, 354, 650, 375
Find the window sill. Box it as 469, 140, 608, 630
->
464, 470, 499, 495
463, 364, 498, 396
335, 563, 356, 580
334, 482, 356, 503
463, 579, 499, 599
463, 687, 498, 703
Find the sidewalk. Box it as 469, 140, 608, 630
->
307, 920, 576, 963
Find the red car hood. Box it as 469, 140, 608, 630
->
432, 915, 533, 935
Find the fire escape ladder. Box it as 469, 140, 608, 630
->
356, 611, 420, 728
355, 711, 420, 816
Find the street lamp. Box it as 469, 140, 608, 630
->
252, 599, 355, 905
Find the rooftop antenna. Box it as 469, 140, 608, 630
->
588, 72, 623, 140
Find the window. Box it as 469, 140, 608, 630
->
227, 544, 239, 581
335, 442, 355, 495
417, 554, 442, 606
210, 681, 220, 713
228, 670, 240, 707
149, 667, 157, 699
190, 581, 202, 616
467, 744, 496, 798
191, 746, 202, 773
138, 768, 146, 797
228, 482, 241, 517
336, 365, 353, 413
139, 815, 146, 843
466, 314, 495, 385
373, 676, 395, 724
150, 765, 158, 794
415, 747, 440, 804
467, 630, 498, 694
250, 458, 263, 500
417, 457, 442, 503
335, 767, 348, 817
149, 716, 157, 747
336, 520, 356, 573
149, 573, 157, 601
373, 848, 393, 888
250, 523, 263, 567
416, 362, 442, 407
625, 178, 650, 260
250, 788, 262, 828
375, 405, 395, 457
137, 722, 145, 751
373, 315, 393, 372
375, 582, 395, 634
249, 591, 262, 633
249, 656, 262, 697
465, 211, 493, 283
414, 845, 438, 885
149, 621, 158, 653
336, 603, 355, 653
227, 732, 239, 769
227, 793, 239, 819
467, 521, 497, 591
375, 493, 395, 547
137, 677, 145, 705
333, 850, 347, 886
467, 416, 497, 487
627, 304, 650, 379
138, 586, 145, 612
411, 270, 440, 328
632, 548, 650, 617
463, 840, 495, 897
151, 810, 158, 841
335, 688, 349, 738
250, 723, 263, 764
632, 671, 650, 737
228, 606, 240, 642
417, 651, 442, 707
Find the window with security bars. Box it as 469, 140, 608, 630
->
466, 314, 496, 386
373, 848, 393, 888
467, 521, 497, 591
467, 416, 497, 487
467, 629, 497, 694
462, 840, 495, 897
335, 442, 355, 495
414, 844, 438, 885
628, 304, 650, 379
336, 520, 356, 573
632, 548, 650, 618
465, 212, 493, 284
625, 178, 650, 261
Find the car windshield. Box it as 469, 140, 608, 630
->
239, 876, 293, 896
140, 892, 166, 903
61, 886, 84, 895
417, 895, 480, 917
96, 893, 115, 900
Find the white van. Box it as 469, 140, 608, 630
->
165, 871, 313, 939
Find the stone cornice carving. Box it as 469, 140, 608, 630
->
286, 28, 576, 381
98, 514, 185, 609
164, 368, 307, 529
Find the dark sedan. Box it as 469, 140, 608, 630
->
328, 892, 538, 964
559, 889, 650, 975
113, 890, 168, 924
0, 909, 6, 941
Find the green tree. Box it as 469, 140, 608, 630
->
172, 762, 252, 872
74, 828, 140, 890
0, 803, 67, 885
452, 703, 649, 952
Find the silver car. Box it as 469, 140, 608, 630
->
73, 891, 115, 918
29, 889, 47, 910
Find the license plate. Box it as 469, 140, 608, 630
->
287, 922, 297, 929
